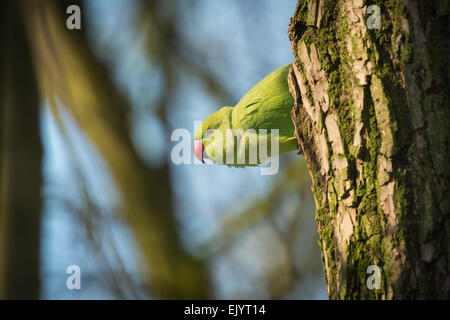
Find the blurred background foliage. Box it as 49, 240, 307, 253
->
0, 0, 326, 299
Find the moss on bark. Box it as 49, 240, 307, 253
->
288, 0, 450, 299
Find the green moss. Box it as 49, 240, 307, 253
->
295, 0, 311, 23
328, 181, 338, 217
291, 0, 450, 299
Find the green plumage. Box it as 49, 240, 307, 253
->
194, 64, 297, 166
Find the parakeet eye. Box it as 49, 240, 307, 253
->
206, 128, 215, 136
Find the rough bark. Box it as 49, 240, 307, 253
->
288, 0, 449, 299
0, 1, 42, 299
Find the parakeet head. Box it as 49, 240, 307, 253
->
193, 106, 232, 163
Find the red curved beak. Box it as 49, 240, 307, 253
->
194, 140, 205, 163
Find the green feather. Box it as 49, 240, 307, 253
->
195, 64, 298, 166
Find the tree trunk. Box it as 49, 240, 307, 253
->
288, 0, 449, 299
0, 1, 42, 299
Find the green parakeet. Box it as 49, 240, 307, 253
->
194, 64, 298, 166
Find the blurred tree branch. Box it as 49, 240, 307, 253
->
0, 1, 42, 299
136, 0, 234, 119
202, 159, 310, 256
22, 0, 210, 299
200, 158, 322, 298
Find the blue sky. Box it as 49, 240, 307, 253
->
39, 0, 326, 299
